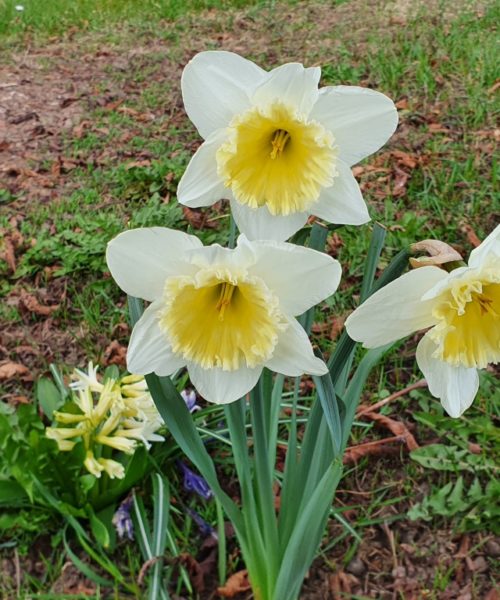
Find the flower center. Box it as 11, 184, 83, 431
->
270, 129, 291, 159
216, 102, 338, 216
158, 271, 287, 371
429, 276, 500, 369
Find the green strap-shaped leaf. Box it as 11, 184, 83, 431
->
360, 223, 386, 302
63, 527, 112, 587
312, 368, 341, 457
274, 463, 342, 600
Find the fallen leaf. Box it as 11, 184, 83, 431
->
392, 167, 409, 197
455, 535, 470, 559
0, 361, 29, 380
182, 206, 217, 229
104, 99, 123, 111
468, 442, 481, 454
487, 80, 500, 94
125, 159, 151, 170
19, 290, 60, 316
7, 395, 30, 405
217, 570, 251, 597
1, 237, 16, 272
343, 437, 404, 464
59, 96, 81, 108
395, 98, 409, 110
330, 316, 345, 341
178, 554, 206, 592
392, 150, 418, 169
117, 106, 139, 117
104, 340, 127, 366
329, 570, 355, 599
461, 224, 481, 248
362, 412, 419, 450
73, 120, 91, 139
428, 122, 449, 133
327, 232, 344, 254
137, 557, 161, 586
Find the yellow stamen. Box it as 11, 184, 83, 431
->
270, 129, 290, 159
477, 293, 494, 316
216, 282, 236, 320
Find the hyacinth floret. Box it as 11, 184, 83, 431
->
46, 364, 164, 479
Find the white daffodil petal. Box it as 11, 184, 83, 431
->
312, 159, 370, 225
265, 317, 327, 376
311, 85, 398, 166
181, 51, 266, 139
252, 63, 321, 115
416, 333, 479, 418
106, 228, 202, 301
127, 301, 185, 376
345, 266, 449, 347
468, 223, 500, 268
230, 197, 309, 242
187, 236, 255, 272
248, 238, 341, 315
177, 130, 227, 207
187, 362, 262, 405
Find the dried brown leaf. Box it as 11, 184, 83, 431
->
2, 237, 16, 272
182, 206, 217, 230
0, 361, 30, 380
461, 224, 482, 248
392, 150, 418, 169
468, 442, 482, 454
125, 160, 151, 170
343, 437, 403, 464
487, 80, 500, 94
363, 412, 419, 450
217, 570, 251, 597
19, 290, 60, 316
104, 340, 127, 366
178, 554, 206, 592
392, 167, 409, 197
330, 316, 345, 341
73, 120, 91, 139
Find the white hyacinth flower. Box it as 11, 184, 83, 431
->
46, 367, 164, 478
178, 51, 398, 241
70, 361, 103, 393
106, 227, 342, 404
345, 225, 500, 417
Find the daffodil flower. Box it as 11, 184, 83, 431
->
345, 225, 499, 417
178, 51, 398, 241
106, 227, 341, 404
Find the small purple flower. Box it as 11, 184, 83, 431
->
178, 461, 213, 500
185, 507, 217, 539
181, 389, 200, 413
112, 496, 134, 540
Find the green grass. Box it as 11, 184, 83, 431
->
1, 0, 499, 596
0, 0, 285, 36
